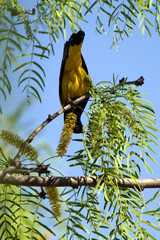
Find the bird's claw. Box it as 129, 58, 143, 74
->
66, 98, 76, 109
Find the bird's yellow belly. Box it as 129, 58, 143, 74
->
61, 67, 89, 106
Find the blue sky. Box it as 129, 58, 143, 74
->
2, 1, 160, 238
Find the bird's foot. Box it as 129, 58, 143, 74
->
66, 97, 76, 109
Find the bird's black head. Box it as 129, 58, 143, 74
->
69, 31, 85, 46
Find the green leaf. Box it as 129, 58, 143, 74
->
32, 61, 46, 77
141, 219, 160, 231
144, 16, 154, 27
142, 25, 145, 35
31, 70, 45, 87
28, 86, 42, 102
13, 62, 31, 72
144, 151, 157, 165
139, 17, 144, 28
135, 102, 155, 113
123, 4, 137, 17
121, 11, 136, 25
145, 24, 152, 37
0, 87, 7, 100
16, 53, 32, 59
34, 220, 56, 235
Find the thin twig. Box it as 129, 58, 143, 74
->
95, 76, 144, 94
116, 76, 144, 87
0, 5, 36, 16
12, 93, 90, 167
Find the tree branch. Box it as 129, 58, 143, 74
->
116, 76, 144, 87
96, 76, 144, 94
0, 172, 159, 189
12, 76, 144, 167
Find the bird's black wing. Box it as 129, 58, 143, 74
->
59, 41, 70, 106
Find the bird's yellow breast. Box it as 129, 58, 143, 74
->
60, 44, 90, 106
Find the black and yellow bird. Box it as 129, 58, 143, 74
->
59, 31, 90, 133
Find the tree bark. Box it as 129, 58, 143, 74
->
0, 171, 159, 189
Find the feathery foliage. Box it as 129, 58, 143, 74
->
57, 112, 77, 157
84, 0, 160, 49
58, 80, 159, 239
0, 184, 56, 240
0, 106, 58, 240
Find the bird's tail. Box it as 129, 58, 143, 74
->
56, 112, 77, 157
73, 116, 83, 133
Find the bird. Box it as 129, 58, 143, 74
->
59, 30, 90, 133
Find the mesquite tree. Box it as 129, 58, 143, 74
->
0, 1, 160, 239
